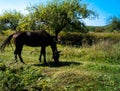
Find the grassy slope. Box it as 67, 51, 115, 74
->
0, 42, 120, 91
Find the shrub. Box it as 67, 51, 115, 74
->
0, 63, 6, 71
59, 31, 120, 46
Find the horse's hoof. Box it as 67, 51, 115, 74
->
21, 61, 25, 64
55, 61, 59, 65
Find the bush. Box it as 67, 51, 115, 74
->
59, 31, 120, 46
0, 63, 6, 71
59, 31, 93, 46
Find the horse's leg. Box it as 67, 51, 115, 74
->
42, 47, 47, 64
18, 53, 25, 64
14, 44, 25, 64
14, 52, 18, 63
39, 47, 43, 62
14, 47, 18, 63
18, 45, 25, 64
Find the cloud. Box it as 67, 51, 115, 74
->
83, 8, 109, 26
83, 18, 106, 26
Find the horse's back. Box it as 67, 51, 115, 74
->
13, 30, 52, 47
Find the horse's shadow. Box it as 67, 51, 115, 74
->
32, 60, 82, 67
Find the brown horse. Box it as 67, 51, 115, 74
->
0, 30, 60, 64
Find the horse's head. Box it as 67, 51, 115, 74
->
53, 50, 61, 64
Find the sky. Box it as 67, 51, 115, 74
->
82, 0, 120, 26
0, 0, 120, 26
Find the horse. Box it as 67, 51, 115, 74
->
0, 30, 60, 64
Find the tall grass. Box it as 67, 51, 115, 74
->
84, 40, 120, 64
0, 36, 120, 90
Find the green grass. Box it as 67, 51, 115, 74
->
0, 41, 120, 91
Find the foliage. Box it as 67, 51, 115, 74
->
59, 31, 120, 46
0, 10, 23, 31
16, 15, 32, 31
1, 30, 14, 36
26, 0, 96, 38
0, 0, 97, 36
86, 26, 96, 32
0, 63, 6, 71
0, 39, 120, 90
0, 64, 48, 91
107, 16, 120, 32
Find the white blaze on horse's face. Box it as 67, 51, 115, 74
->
26, 32, 31, 36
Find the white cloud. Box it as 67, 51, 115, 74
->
83, 18, 106, 26
83, 11, 108, 26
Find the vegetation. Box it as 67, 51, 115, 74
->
0, 0, 96, 36
0, 0, 120, 90
30, 0, 96, 36
86, 16, 120, 32
0, 35, 120, 90
0, 10, 23, 31
0, 0, 120, 34
59, 31, 120, 45
107, 16, 120, 32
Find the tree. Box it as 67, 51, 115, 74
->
27, 0, 96, 40
17, 15, 34, 31
0, 10, 23, 31
107, 16, 120, 32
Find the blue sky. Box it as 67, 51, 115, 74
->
0, 0, 120, 26
82, 0, 120, 26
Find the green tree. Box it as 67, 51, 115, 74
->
27, 0, 96, 40
17, 15, 33, 31
0, 10, 23, 31
108, 16, 120, 32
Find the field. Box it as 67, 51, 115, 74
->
0, 39, 120, 91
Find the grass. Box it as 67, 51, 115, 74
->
0, 41, 120, 91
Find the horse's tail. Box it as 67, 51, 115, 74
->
0, 33, 14, 52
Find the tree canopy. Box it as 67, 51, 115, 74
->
27, 0, 96, 39
108, 16, 120, 32
0, 10, 23, 31
0, 0, 97, 38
